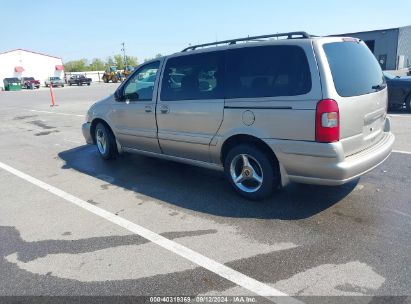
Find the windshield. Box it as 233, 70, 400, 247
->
323, 41, 385, 97
24, 77, 34, 81
50, 77, 61, 80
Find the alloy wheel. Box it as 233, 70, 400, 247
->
96, 129, 107, 155
229, 154, 264, 193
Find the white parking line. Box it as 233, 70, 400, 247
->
25, 109, 85, 117
63, 139, 82, 144
381, 207, 411, 219
393, 150, 411, 155
0, 160, 301, 303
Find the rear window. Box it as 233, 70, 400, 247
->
226, 45, 312, 99
323, 41, 385, 97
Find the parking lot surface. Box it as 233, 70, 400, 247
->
0, 84, 410, 303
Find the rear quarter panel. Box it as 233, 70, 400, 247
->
211, 40, 322, 163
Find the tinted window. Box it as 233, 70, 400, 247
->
122, 61, 159, 101
226, 46, 311, 99
161, 52, 224, 101
323, 42, 385, 97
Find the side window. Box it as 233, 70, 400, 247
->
160, 51, 224, 101
226, 46, 312, 99
122, 61, 160, 101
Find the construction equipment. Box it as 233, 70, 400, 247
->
122, 65, 135, 80
102, 66, 120, 83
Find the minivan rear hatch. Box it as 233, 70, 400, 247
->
322, 39, 387, 156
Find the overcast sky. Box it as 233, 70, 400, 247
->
1, 0, 411, 63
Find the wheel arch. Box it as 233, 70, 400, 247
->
90, 118, 115, 144
220, 134, 279, 166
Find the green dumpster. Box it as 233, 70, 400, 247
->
3, 78, 22, 91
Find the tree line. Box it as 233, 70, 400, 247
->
64, 54, 163, 72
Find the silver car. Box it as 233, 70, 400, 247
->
45, 77, 64, 88
82, 32, 394, 200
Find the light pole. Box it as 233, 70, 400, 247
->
121, 42, 127, 69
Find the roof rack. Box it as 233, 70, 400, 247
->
181, 31, 311, 52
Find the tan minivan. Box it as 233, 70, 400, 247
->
82, 32, 394, 200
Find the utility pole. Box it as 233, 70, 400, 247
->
121, 42, 127, 69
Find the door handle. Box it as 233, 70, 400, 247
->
159, 105, 169, 114
145, 105, 152, 113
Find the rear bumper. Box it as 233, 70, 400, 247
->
82, 122, 93, 144
265, 131, 395, 186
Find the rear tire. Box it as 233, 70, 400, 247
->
95, 123, 118, 160
224, 144, 280, 200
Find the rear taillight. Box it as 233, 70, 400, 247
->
316, 99, 340, 143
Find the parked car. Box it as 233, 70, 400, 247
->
383, 72, 411, 112
68, 75, 92, 86
3, 78, 22, 91
21, 77, 40, 89
45, 77, 64, 87
82, 32, 394, 200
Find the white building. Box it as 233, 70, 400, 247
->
0, 49, 64, 86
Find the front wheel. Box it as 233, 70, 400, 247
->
406, 95, 411, 113
224, 145, 280, 200
95, 123, 118, 160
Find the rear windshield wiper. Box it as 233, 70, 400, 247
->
372, 84, 387, 91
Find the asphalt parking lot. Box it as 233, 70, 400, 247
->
0, 84, 410, 303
